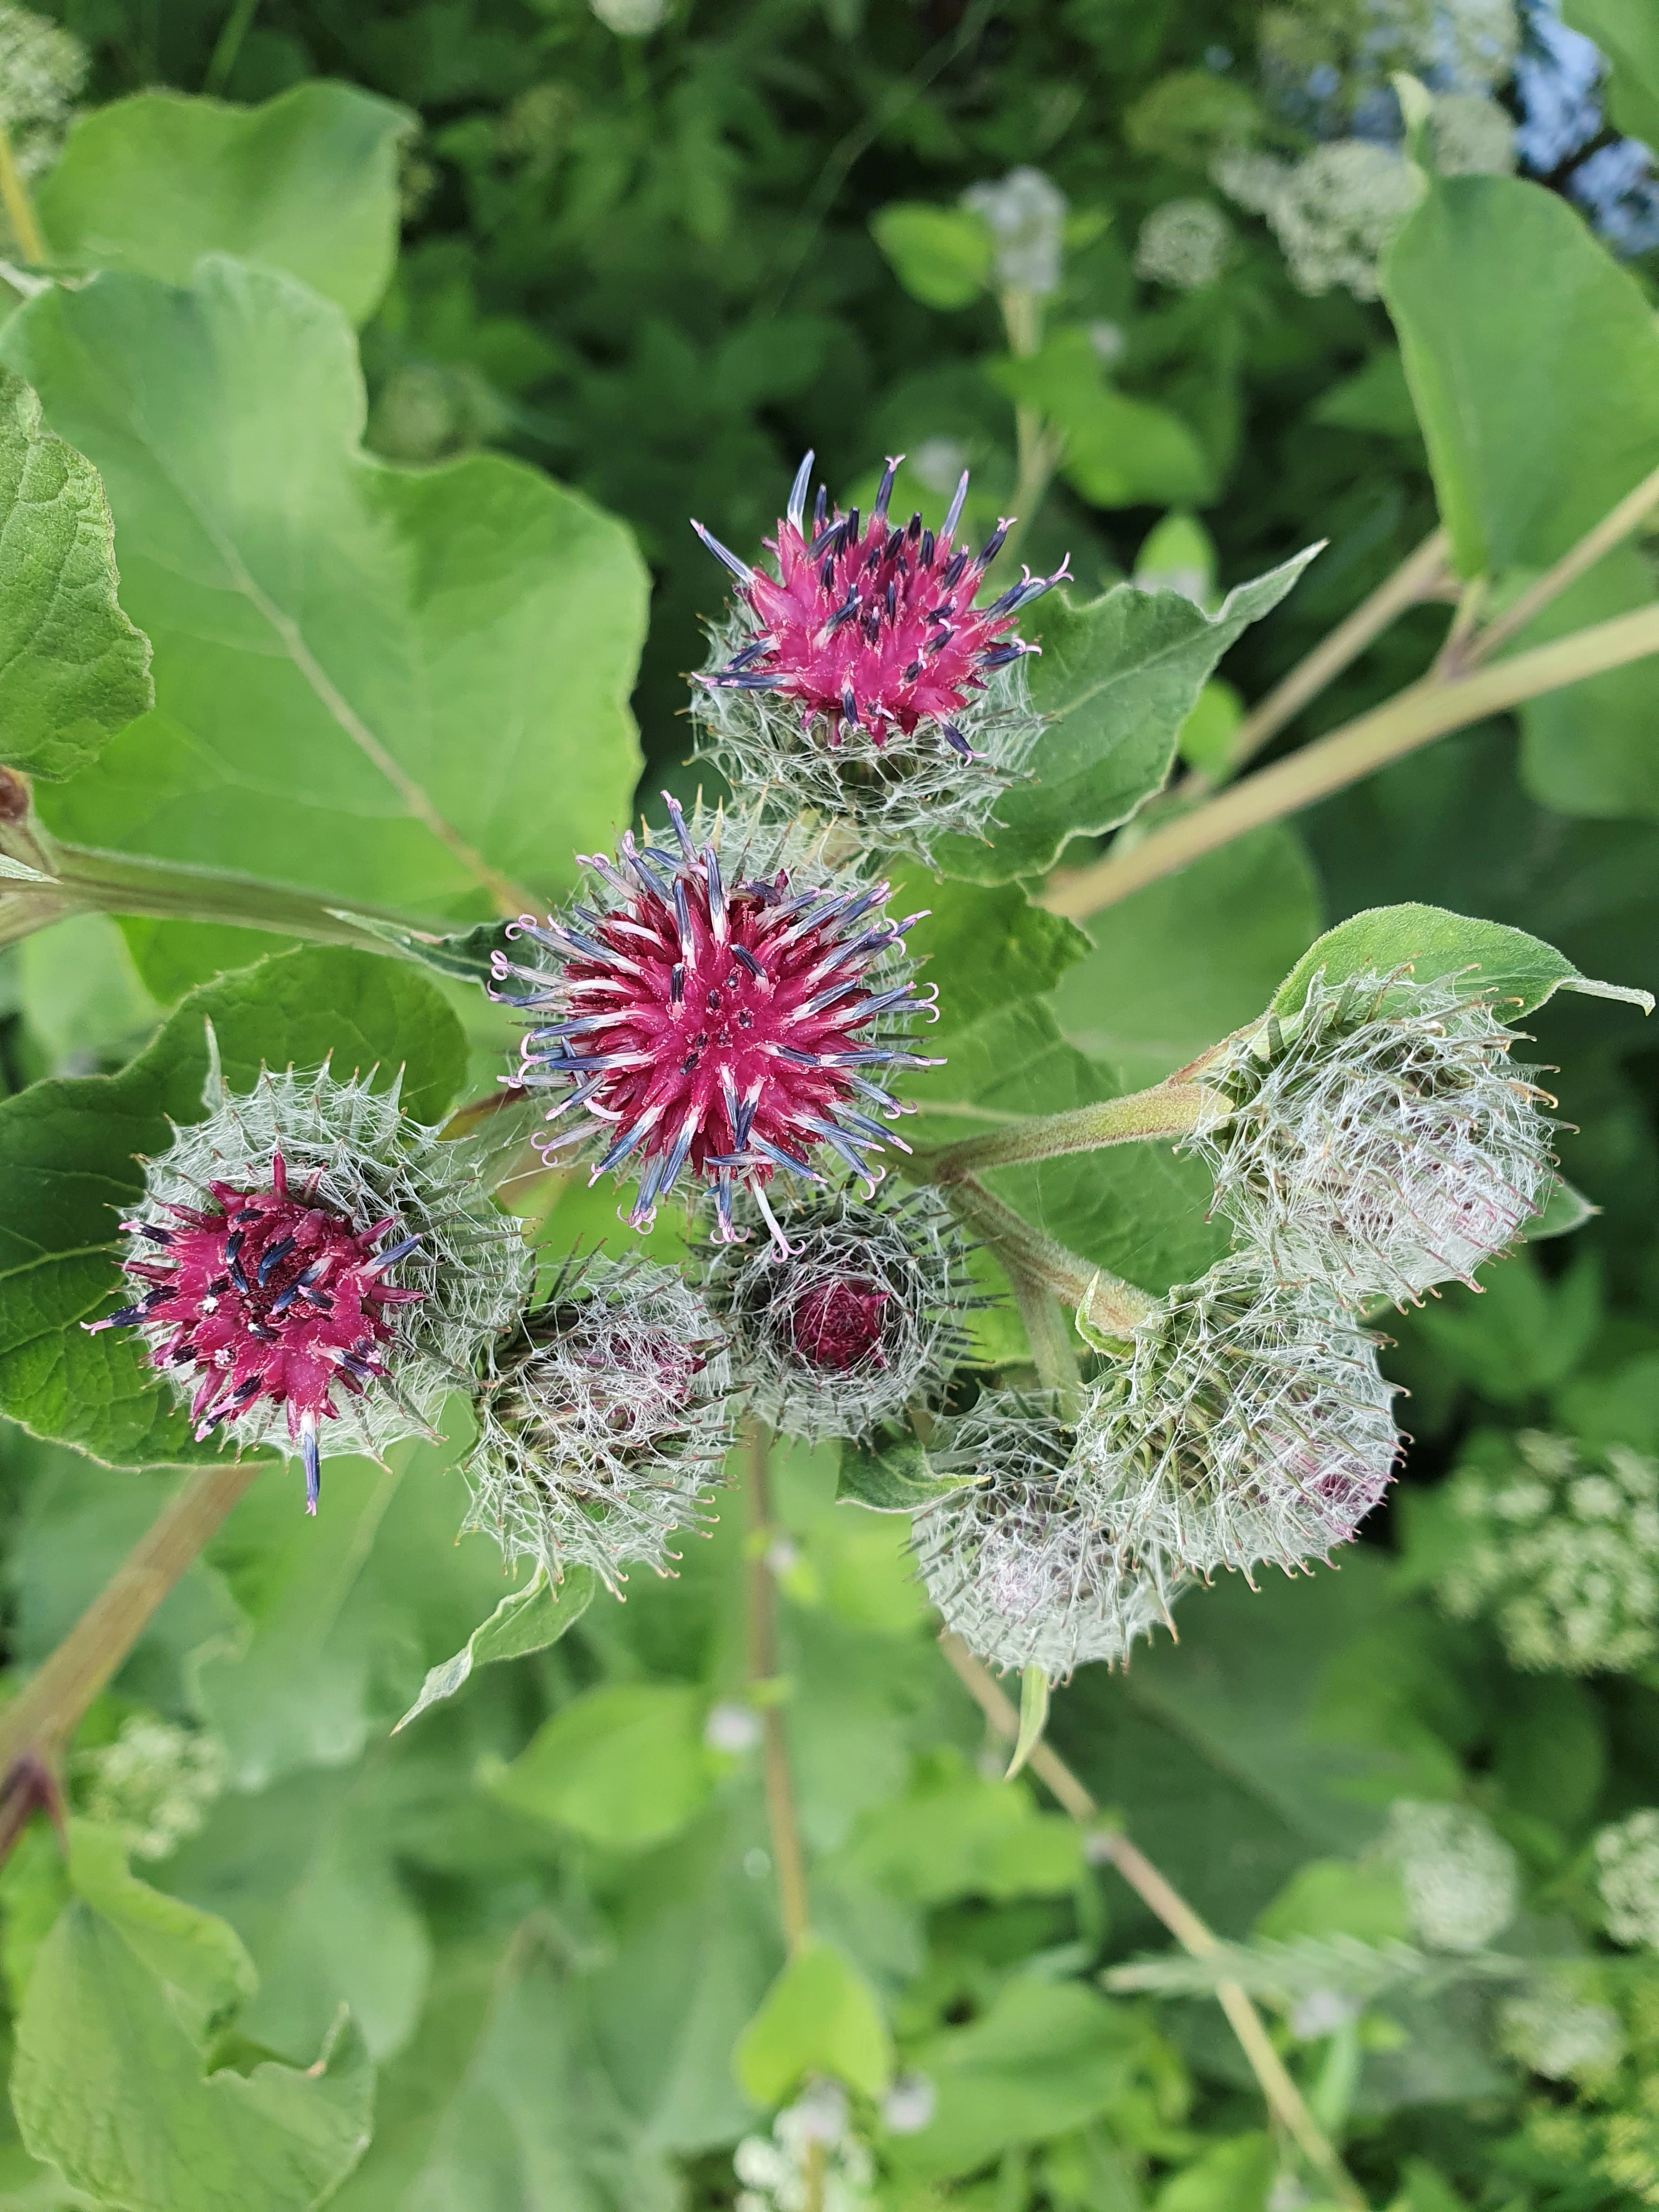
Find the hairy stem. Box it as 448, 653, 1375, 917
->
938, 1634, 1366, 2211
745, 1420, 811, 1954
0, 1463, 262, 1865
0, 127, 46, 266
940, 1176, 1158, 1339
1008, 1265, 1084, 1419
1045, 598, 1659, 920
926, 1080, 1223, 1183
1207, 524, 1450, 783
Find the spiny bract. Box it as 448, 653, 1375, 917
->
1086, 1252, 1401, 1584
1189, 967, 1554, 1305
913, 1392, 1183, 1679
690, 453, 1065, 859
84, 1046, 529, 1511
464, 1255, 736, 1591
494, 800, 938, 1254
698, 1181, 974, 1442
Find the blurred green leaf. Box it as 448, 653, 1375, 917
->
1515, 544, 1659, 822
487, 1681, 713, 1849
1404, 1248, 1602, 1405
836, 1432, 976, 1513
38, 83, 416, 325
0, 369, 151, 780
870, 203, 993, 309
935, 548, 1319, 884
889, 1980, 1152, 2183
1252, 1859, 1411, 1946
1054, 827, 1320, 1089
2, 258, 646, 923
12, 1828, 373, 2211
18, 911, 160, 1070
394, 1561, 596, 1731
1272, 902, 1654, 1019
1562, 0, 1659, 148
0, 946, 467, 1468
731, 1935, 894, 2104
1383, 174, 1659, 575
990, 330, 1215, 508
1154, 2131, 1273, 2212
838, 1748, 1083, 1904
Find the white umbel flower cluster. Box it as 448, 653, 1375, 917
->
1436, 1431, 1659, 1674
699, 1183, 972, 1443
961, 167, 1068, 296
1189, 968, 1554, 1305
1383, 1799, 1519, 1951
464, 1256, 735, 1592
79, 1717, 227, 1862
1596, 1811, 1659, 1949
1214, 142, 1425, 299
735, 2081, 875, 2212
0, 4, 85, 187
1500, 1987, 1625, 2080
1134, 199, 1234, 290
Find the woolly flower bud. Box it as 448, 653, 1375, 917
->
1501, 1985, 1625, 2080
78, 1717, 226, 1862
1437, 1431, 1659, 1674
1596, 1811, 1659, 1949
1214, 142, 1425, 300
494, 801, 939, 1253
1134, 199, 1233, 291
84, 1051, 529, 1513
464, 1256, 735, 1590
1383, 1799, 1519, 1952
961, 166, 1068, 296
913, 1393, 1184, 1679
1086, 1254, 1400, 1583
1189, 968, 1554, 1304
698, 1182, 972, 1442
690, 455, 1065, 861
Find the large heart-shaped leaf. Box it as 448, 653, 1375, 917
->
37, 82, 416, 325
1, 258, 647, 926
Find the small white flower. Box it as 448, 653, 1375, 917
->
961, 167, 1068, 295
1384, 1800, 1518, 1951
704, 1701, 763, 1754
1596, 1810, 1659, 1948
590, 0, 668, 32
882, 2072, 936, 2134
80, 1718, 226, 1861
1215, 142, 1425, 301
1500, 1989, 1624, 2079
1135, 199, 1233, 291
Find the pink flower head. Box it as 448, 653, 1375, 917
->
787, 1277, 891, 1373
86, 1149, 424, 1513
492, 801, 939, 1254
694, 452, 1068, 759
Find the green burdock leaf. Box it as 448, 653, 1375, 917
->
37, 82, 416, 325
0, 946, 467, 1468
12, 1825, 373, 2211
394, 1564, 597, 1731
1272, 904, 1655, 1020
1563, 0, 1659, 155
0, 257, 647, 925
0, 370, 151, 779
1384, 173, 1659, 575
934, 548, 1319, 884
486, 1683, 713, 1850
731, 1936, 894, 2106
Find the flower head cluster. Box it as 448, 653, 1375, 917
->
1134, 199, 1234, 291
691, 454, 1066, 858
85, 1052, 528, 1511
961, 166, 1068, 296
1597, 1812, 1659, 1949
465, 1256, 735, 1590
1086, 1253, 1401, 1584
735, 2080, 875, 2212
1436, 1430, 1659, 1674
78, 1716, 227, 1862
1190, 968, 1554, 1305
1382, 1799, 1519, 1951
698, 1182, 973, 1443
495, 800, 938, 1253
1500, 1984, 1625, 2081
914, 1393, 1184, 1678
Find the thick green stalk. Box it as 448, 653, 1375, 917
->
1046, 599, 1659, 921
0, 126, 46, 265
941, 1177, 1156, 1340
926, 1080, 1223, 1183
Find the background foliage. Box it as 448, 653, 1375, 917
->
1, 0, 1658, 2207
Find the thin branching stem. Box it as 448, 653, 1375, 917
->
745, 1420, 811, 1955
938, 1634, 1368, 2212
1460, 456, 1659, 670
1045, 599, 1659, 921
